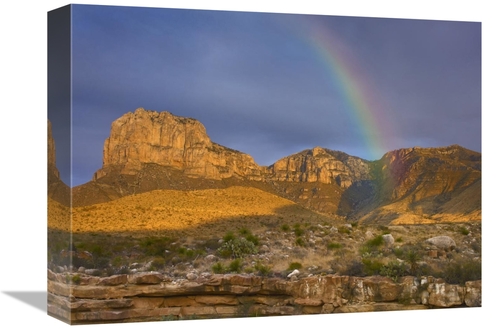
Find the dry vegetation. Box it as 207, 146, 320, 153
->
48, 186, 481, 285
69, 186, 339, 235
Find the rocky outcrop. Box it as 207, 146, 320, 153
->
267, 147, 372, 188
47, 120, 59, 179
47, 270, 481, 324
47, 120, 70, 206
95, 108, 263, 181
377, 145, 480, 204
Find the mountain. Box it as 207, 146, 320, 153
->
72, 108, 481, 225
47, 120, 70, 206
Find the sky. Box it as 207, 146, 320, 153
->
49, 4, 481, 187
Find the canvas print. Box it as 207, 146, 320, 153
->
47, 4, 481, 325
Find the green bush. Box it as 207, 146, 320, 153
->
362, 258, 384, 276
212, 262, 225, 274
71, 274, 81, 285
228, 259, 243, 273
254, 262, 272, 276
295, 237, 305, 247
294, 226, 305, 237
217, 237, 258, 259
459, 227, 470, 235
327, 242, 342, 250
281, 224, 290, 232
380, 261, 407, 282
403, 249, 421, 275
287, 262, 303, 271
239, 227, 251, 235
139, 236, 171, 257
223, 231, 235, 242
393, 247, 404, 258
366, 235, 384, 248
244, 233, 259, 246
442, 259, 481, 285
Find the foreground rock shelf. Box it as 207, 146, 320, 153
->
47, 270, 481, 324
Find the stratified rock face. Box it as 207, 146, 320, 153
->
95, 108, 262, 181
267, 147, 372, 188
377, 145, 481, 203
47, 120, 59, 179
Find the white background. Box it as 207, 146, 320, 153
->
0, 1, 497, 328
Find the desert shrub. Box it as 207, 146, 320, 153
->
287, 262, 303, 271
362, 258, 384, 276
239, 227, 251, 235
217, 237, 258, 259
200, 239, 220, 251
254, 262, 272, 276
403, 249, 421, 275
327, 242, 342, 250
212, 262, 225, 274
395, 237, 403, 243
71, 274, 81, 285
281, 224, 290, 232
366, 235, 384, 248
343, 260, 364, 276
442, 258, 481, 285
150, 256, 166, 270
140, 236, 171, 257
380, 261, 407, 282
94, 257, 111, 269
393, 247, 404, 258
223, 231, 236, 242
244, 233, 259, 246
228, 259, 243, 273
295, 237, 305, 247
459, 227, 470, 235
294, 226, 305, 237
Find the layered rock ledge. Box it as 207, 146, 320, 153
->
47, 270, 481, 324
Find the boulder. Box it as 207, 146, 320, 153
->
425, 236, 456, 251
382, 234, 395, 247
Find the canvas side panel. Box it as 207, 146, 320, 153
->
47, 4, 73, 325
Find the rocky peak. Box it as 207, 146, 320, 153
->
268, 147, 371, 188
47, 119, 60, 179
95, 108, 263, 181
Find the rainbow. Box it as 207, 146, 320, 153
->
290, 17, 396, 160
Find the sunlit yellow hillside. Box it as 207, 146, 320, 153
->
69, 186, 334, 234
48, 197, 70, 231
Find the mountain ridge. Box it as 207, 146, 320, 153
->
59, 108, 480, 225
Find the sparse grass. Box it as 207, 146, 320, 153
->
338, 226, 350, 234
49, 188, 481, 289
295, 237, 305, 247
327, 242, 342, 250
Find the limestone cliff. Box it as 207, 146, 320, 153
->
47, 120, 59, 179
94, 108, 263, 181
267, 146, 372, 188
47, 119, 70, 206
